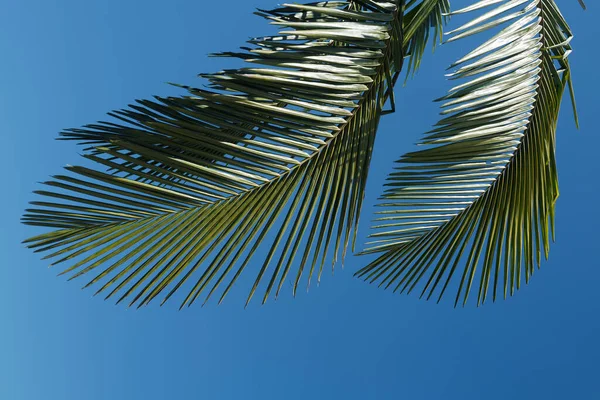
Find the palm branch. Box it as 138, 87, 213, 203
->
23, 0, 447, 308
358, 0, 578, 306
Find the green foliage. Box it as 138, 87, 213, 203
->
24, 1, 407, 307
358, 0, 577, 306
23, 0, 577, 307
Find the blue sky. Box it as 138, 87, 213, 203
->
1, 1, 598, 399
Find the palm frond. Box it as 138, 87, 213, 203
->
358, 0, 577, 306
402, 0, 451, 77
23, 0, 405, 308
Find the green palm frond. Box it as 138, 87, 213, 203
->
23, 0, 406, 308
402, 0, 450, 77
358, 0, 577, 306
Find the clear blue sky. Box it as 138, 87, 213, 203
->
1, 1, 597, 399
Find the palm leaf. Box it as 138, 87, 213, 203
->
402, 0, 450, 77
357, 0, 577, 306
23, 0, 409, 308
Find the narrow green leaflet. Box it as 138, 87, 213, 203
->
358, 0, 577, 306
23, 0, 406, 308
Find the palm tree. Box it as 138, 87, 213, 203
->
22, 0, 582, 308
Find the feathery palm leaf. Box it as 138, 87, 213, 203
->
23, 0, 409, 308
403, 0, 450, 76
358, 0, 577, 306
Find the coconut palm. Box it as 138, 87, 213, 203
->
22, 0, 582, 308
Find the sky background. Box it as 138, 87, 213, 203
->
1, 0, 598, 399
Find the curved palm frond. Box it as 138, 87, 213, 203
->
23, 0, 407, 308
358, 0, 577, 306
